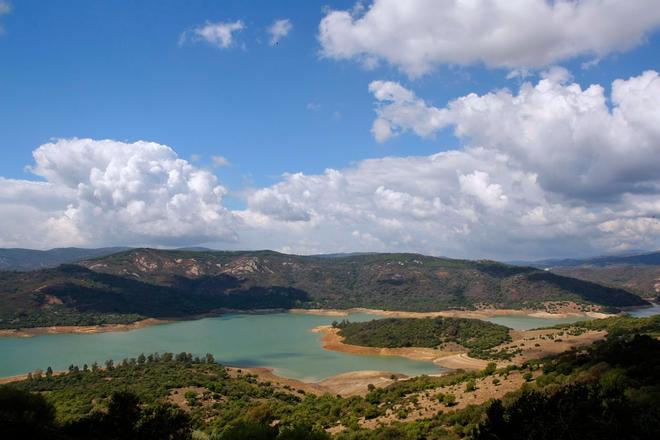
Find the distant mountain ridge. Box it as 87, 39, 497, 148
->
509, 251, 660, 298
511, 250, 660, 269
0, 248, 648, 329
0, 247, 131, 271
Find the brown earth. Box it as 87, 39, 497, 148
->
359, 369, 541, 429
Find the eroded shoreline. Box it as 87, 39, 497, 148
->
292, 305, 611, 320
312, 324, 608, 373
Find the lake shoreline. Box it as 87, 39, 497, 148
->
292, 305, 611, 320
0, 304, 611, 338
312, 325, 492, 371
0, 361, 413, 397
312, 323, 609, 372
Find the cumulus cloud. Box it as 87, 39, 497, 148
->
211, 155, 230, 167
267, 18, 292, 46
236, 71, 660, 258
181, 20, 245, 49
2, 72, 659, 258
237, 150, 659, 259
370, 70, 660, 201
0, 139, 237, 248
319, 0, 660, 77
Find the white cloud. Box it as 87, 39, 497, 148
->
319, 0, 660, 77
1, 72, 659, 259
237, 148, 660, 259
370, 70, 660, 201
0, 139, 237, 248
211, 155, 230, 167
234, 71, 660, 258
181, 20, 245, 49
267, 18, 292, 46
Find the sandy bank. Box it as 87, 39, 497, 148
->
228, 366, 331, 396
318, 370, 407, 396
312, 325, 490, 371
313, 323, 608, 373
293, 304, 610, 320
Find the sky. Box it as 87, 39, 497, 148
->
1, 0, 659, 260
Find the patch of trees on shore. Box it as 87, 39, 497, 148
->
334, 317, 512, 359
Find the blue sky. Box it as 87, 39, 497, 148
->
1, 0, 659, 258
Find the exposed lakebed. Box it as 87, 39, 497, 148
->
5, 309, 656, 381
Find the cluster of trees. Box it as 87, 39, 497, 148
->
563, 313, 660, 336
1, 387, 191, 440
334, 317, 511, 358
475, 333, 660, 439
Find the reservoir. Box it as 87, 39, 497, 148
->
0, 311, 620, 380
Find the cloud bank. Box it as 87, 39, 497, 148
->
319, 0, 660, 77
0, 139, 236, 249
2, 72, 659, 259
239, 71, 660, 258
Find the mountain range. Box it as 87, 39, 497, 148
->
0, 248, 649, 330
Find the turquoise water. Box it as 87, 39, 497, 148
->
2, 310, 640, 381
0, 313, 443, 381
482, 315, 590, 330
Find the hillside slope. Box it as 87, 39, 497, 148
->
0, 248, 648, 329
551, 265, 660, 298
511, 250, 660, 299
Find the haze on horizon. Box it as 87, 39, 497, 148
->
1, 0, 660, 261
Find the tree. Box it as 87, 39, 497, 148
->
46, 366, 53, 378
213, 421, 278, 440
136, 403, 192, 440
205, 353, 215, 364
482, 362, 497, 376
105, 391, 142, 439
105, 359, 114, 371
137, 353, 146, 365
443, 393, 456, 406
0, 386, 57, 439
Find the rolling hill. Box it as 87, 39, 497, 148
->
0, 248, 648, 329
514, 251, 660, 269
512, 251, 660, 298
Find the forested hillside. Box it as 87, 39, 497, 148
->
0, 248, 648, 329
